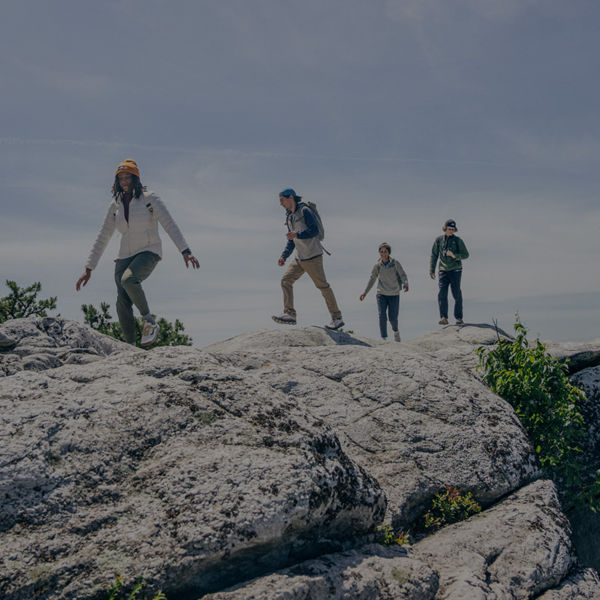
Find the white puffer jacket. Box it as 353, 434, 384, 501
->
85, 190, 190, 270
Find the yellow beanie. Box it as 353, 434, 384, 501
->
115, 158, 140, 178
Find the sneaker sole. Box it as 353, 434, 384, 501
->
325, 321, 345, 331
141, 328, 160, 347
272, 316, 296, 325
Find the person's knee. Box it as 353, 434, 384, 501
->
120, 271, 140, 289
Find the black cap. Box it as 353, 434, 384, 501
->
444, 219, 457, 230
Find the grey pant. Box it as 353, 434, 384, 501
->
115, 251, 160, 344
281, 255, 342, 320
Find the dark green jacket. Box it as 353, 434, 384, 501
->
430, 234, 469, 273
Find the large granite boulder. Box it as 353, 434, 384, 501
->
203, 545, 439, 600
410, 479, 573, 599
0, 327, 384, 599
208, 324, 539, 526
547, 339, 600, 374
1, 318, 598, 599
539, 568, 600, 599
205, 480, 576, 600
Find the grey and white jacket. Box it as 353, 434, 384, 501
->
362, 258, 408, 296
281, 203, 323, 262
85, 190, 190, 270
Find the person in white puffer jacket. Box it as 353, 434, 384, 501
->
76, 159, 199, 347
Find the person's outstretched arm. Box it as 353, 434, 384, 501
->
360, 265, 379, 301
151, 193, 199, 269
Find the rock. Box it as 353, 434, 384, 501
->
0, 317, 131, 377
401, 323, 513, 378
567, 365, 600, 573
538, 568, 600, 599
571, 365, 600, 450
410, 479, 574, 599
546, 339, 600, 374
0, 319, 598, 599
203, 544, 439, 600
205, 480, 575, 600
204, 326, 373, 353
0, 339, 385, 600
226, 326, 539, 526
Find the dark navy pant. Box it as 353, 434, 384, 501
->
376, 294, 399, 338
438, 269, 463, 320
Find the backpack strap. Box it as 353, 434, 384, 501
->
145, 197, 153, 214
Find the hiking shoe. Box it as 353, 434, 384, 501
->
272, 314, 296, 325
455, 319, 464, 325
325, 318, 345, 331
0, 332, 16, 348
141, 321, 160, 347
394, 331, 401, 342
438, 317, 448, 325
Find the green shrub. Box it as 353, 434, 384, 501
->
477, 317, 600, 511
0, 280, 57, 323
82, 302, 192, 347
420, 485, 481, 532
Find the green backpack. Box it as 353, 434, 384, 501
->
297, 201, 325, 241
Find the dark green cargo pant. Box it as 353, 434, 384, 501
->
114, 251, 160, 344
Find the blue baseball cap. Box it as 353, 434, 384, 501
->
279, 188, 298, 198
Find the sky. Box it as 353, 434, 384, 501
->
1, 0, 599, 347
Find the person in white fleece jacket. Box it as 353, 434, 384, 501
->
76, 159, 199, 347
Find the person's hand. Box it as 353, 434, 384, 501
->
76, 269, 91, 291
403, 284, 409, 292
359, 293, 365, 301
184, 254, 200, 269
278, 257, 285, 267
445, 249, 456, 258
286, 231, 298, 240
430, 272, 436, 280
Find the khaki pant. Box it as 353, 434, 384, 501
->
281, 255, 342, 320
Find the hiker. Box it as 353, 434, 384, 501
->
76, 159, 199, 347
272, 188, 344, 331
359, 242, 409, 342
429, 219, 469, 325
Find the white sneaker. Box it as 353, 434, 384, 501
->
141, 321, 160, 347
272, 314, 297, 325
325, 318, 344, 331
394, 331, 401, 342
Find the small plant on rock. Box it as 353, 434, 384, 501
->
376, 524, 409, 546
420, 485, 481, 532
106, 576, 166, 600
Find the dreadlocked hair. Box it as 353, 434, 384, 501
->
112, 174, 143, 201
